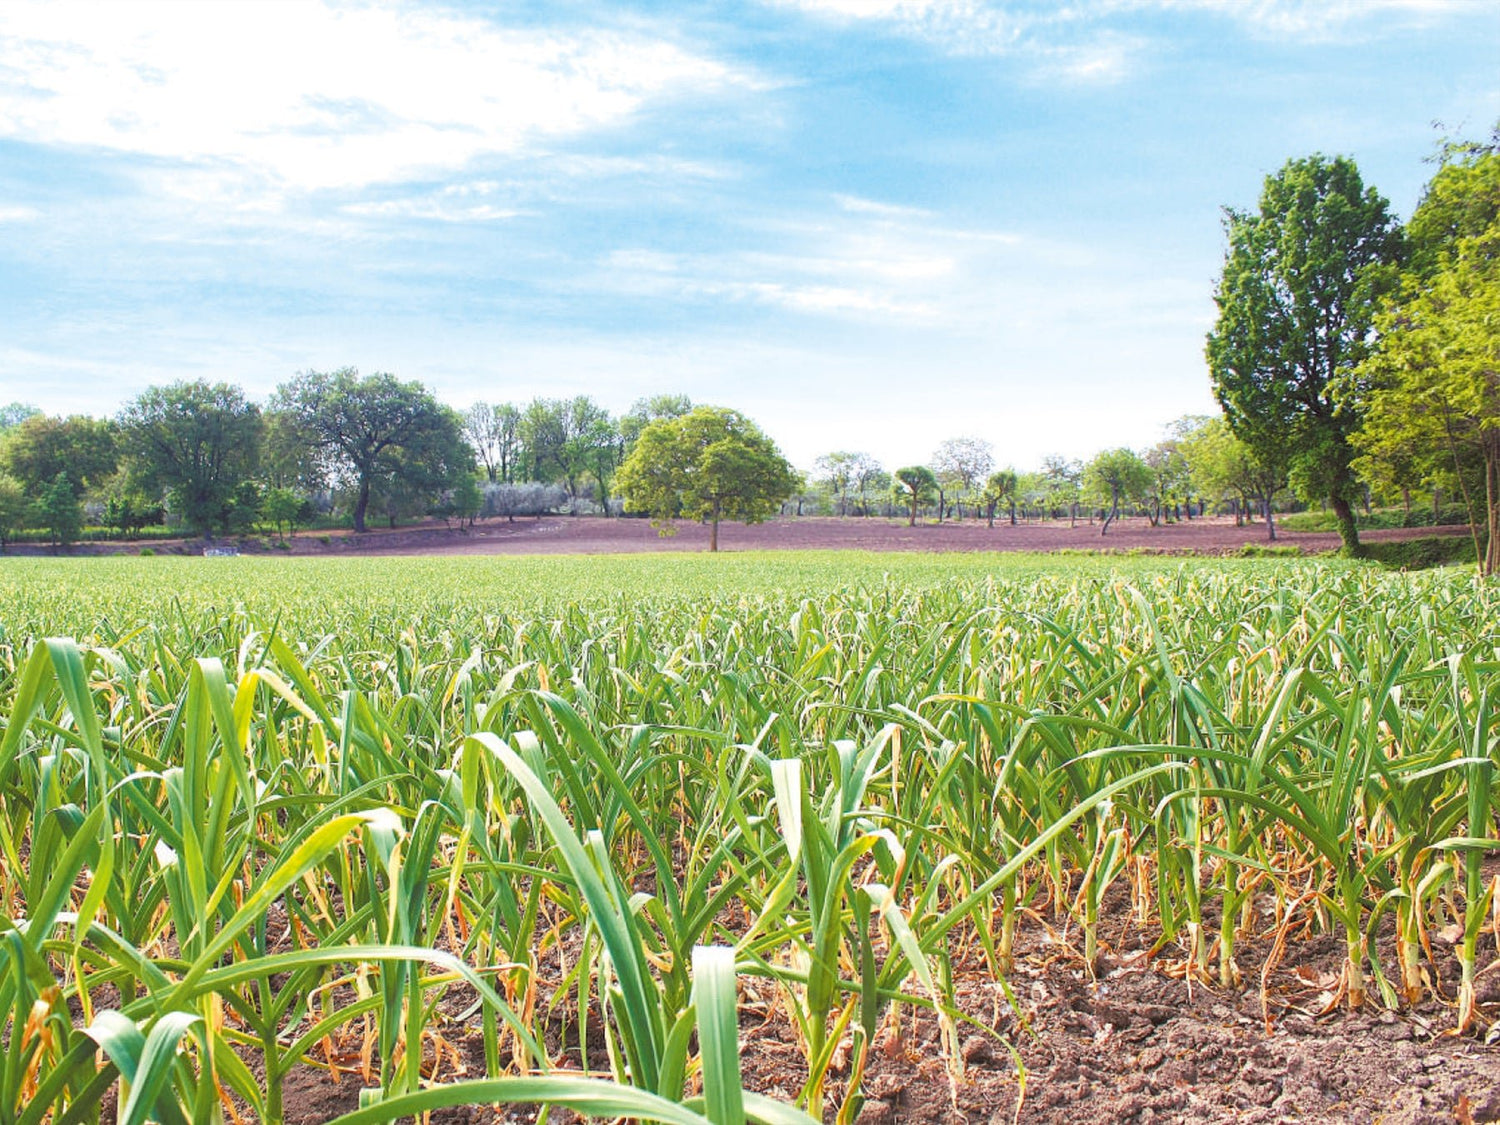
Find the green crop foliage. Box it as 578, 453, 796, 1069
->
0, 552, 1497, 1121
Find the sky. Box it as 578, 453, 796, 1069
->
0, 0, 1497, 474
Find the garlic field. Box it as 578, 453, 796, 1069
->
0, 554, 1495, 1124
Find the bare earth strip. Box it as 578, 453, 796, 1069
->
295, 515, 1468, 557
30, 515, 1472, 557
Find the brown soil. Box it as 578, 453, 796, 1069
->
256, 888, 1500, 1125
47, 516, 1473, 559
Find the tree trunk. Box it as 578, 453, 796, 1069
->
1009, 502, 1016, 526
907, 491, 917, 527
1101, 487, 1120, 535
1330, 493, 1362, 555
353, 476, 371, 532
710, 500, 720, 552
1485, 434, 1499, 578
1263, 495, 1277, 541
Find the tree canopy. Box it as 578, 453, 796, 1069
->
274, 369, 468, 532
892, 465, 938, 527
118, 381, 262, 538
1353, 135, 1500, 574
1083, 447, 1151, 535
1207, 154, 1403, 553
614, 406, 797, 551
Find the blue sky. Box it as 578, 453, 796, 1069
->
1, 0, 1497, 473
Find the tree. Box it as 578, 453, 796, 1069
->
813, 452, 860, 516
274, 369, 467, 532
892, 465, 938, 527
1143, 440, 1190, 527
262, 486, 312, 542
1178, 415, 1287, 536
850, 455, 886, 516
1083, 448, 1151, 535
619, 394, 693, 452
560, 397, 621, 512
1041, 455, 1083, 525
0, 403, 39, 433
463, 402, 522, 484
1, 413, 118, 498
102, 484, 163, 538
931, 438, 994, 520
119, 381, 262, 538
982, 469, 1018, 528
0, 472, 25, 550
1353, 134, 1500, 573
614, 406, 797, 552
1207, 154, 1403, 554
33, 471, 82, 550
261, 408, 325, 492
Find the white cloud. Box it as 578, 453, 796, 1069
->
0, 205, 39, 222
1150, 0, 1468, 40
767, 0, 1466, 67
0, 1, 746, 195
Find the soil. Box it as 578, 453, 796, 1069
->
33, 515, 1474, 559
247, 885, 1500, 1125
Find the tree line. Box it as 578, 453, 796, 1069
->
1, 129, 1493, 564
0, 380, 709, 547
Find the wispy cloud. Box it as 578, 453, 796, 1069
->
1151, 0, 1468, 41
0, 205, 39, 223
593, 194, 1038, 325
766, 0, 1467, 72
0, 1, 748, 198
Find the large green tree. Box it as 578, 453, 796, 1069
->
614, 406, 797, 552
119, 381, 262, 538
1207, 154, 1403, 554
274, 369, 466, 532
1353, 134, 1500, 574
0, 413, 118, 498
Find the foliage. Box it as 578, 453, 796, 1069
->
1207, 154, 1404, 553
101, 485, 163, 538
813, 451, 883, 517
0, 472, 25, 549
891, 465, 937, 526
274, 368, 469, 532
0, 413, 118, 497
982, 468, 1017, 527
463, 401, 523, 484
930, 437, 995, 518
1081, 447, 1151, 534
31, 470, 82, 548
0, 402, 39, 432
261, 486, 312, 542
118, 380, 263, 538
1175, 416, 1286, 535
1352, 136, 1500, 574
615, 406, 798, 551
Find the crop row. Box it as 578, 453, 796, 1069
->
0, 559, 1495, 1123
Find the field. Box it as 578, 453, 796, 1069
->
1, 553, 1498, 1124
32, 514, 1474, 559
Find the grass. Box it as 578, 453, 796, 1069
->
0, 551, 1496, 1123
